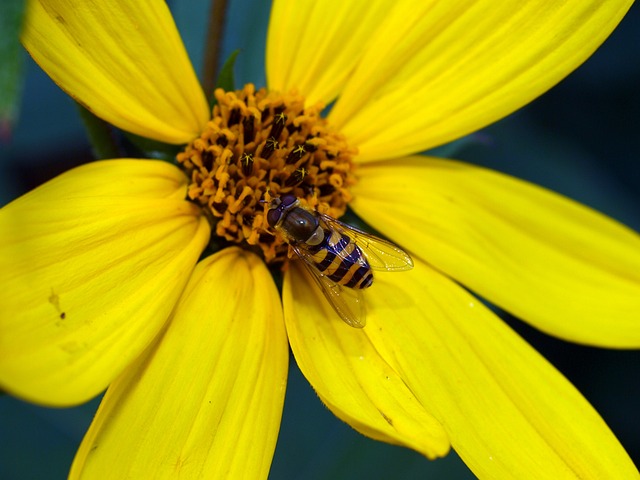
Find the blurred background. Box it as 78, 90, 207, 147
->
1, 1, 639, 478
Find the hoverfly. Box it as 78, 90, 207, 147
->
266, 195, 413, 328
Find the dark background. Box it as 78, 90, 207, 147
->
1, 1, 638, 478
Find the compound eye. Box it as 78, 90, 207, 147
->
266, 208, 281, 228
280, 194, 297, 207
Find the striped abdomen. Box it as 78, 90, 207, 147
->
307, 228, 374, 289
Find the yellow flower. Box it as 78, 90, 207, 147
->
2, 0, 639, 478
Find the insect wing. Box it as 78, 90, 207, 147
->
291, 244, 366, 328
319, 214, 413, 272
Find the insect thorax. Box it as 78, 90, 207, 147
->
280, 207, 322, 245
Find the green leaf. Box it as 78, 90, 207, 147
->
0, 0, 27, 137
77, 102, 182, 162
211, 49, 240, 106
76, 104, 121, 160
123, 132, 182, 162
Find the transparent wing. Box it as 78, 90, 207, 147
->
319, 214, 414, 272
292, 244, 366, 328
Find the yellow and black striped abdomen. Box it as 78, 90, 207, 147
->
308, 229, 374, 289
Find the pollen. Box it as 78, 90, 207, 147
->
177, 84, 357, 262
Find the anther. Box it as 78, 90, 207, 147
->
201, 150, 214, 167
285, 167, 308, 187
286, 144, 307, 164
228, 108, 241, 126
270, 113, 287, 140
243, 117, 255, 143
304, 141, 318, 153
241, 152, 254, 176
318, 183, 336, 197
261, 137, 279, 160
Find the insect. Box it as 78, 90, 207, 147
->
266, 195, 413, 328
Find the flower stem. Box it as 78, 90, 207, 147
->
202, 0, 229, 97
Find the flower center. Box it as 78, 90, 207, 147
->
177, 84, 357, 263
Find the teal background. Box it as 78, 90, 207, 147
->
1, 1, 639, 478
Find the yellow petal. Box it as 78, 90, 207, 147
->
21, 0, 209, 144
266, 0, 395, 106
283, 263, 451, 459
70, 248, 288, 480
363, 259, 639, 478
328, 0, 632, 161
351, 157, 640, 348
0, 160, 210, 406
